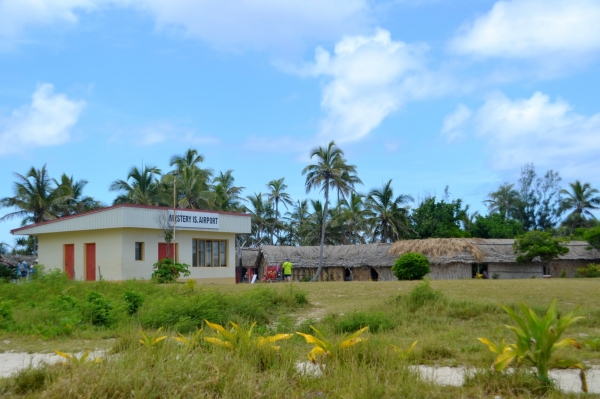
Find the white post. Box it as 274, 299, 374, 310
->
173, 179, 177, 261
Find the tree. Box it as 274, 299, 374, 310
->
168, 148, 214, 210
513, 231, 569, 275
302, 141, 358, 281
335, 192, 369, 244
54, 174, 102, 216
245, 192, 274, 246
110, 165, 166, 205
212, 170, 245, 212
0, 165, 71, 224
470, 214, 524, 239
583, 226, 600, 251
411, 197, 469, 238
515, 164, 563, 231
484, 183, 520, 220
366, 180, 413, 243
560, 181, 600, 231
392, 252, 430, 280
266, 178, 294, 245
284, 199, 311, 246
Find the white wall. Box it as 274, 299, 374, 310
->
38, 229, 123, 280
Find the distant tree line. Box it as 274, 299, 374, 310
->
1, 145, 599, 263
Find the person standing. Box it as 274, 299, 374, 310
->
282, 258, 293, 282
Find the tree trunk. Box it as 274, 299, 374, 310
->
312, 182, 328, 282
272, 200, 278, 245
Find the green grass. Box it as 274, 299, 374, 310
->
1, 275, 599, 398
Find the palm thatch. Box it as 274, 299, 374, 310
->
388, 238, 486, 263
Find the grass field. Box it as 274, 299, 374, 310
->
1, 276, 600, 398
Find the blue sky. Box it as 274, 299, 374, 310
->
1, 0, 600, 246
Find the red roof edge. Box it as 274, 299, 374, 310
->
11, 204, 251, 234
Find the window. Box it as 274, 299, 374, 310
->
135, 242, 144, 261
192, 239, 227, 267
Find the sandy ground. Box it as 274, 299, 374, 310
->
413, 365, 600, 394
0, 351, 103, 379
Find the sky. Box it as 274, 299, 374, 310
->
1, 0, 600, 247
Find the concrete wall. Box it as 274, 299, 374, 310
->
39, 228, 236, 283
38, 229, 124, 280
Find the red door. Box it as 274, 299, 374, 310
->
158, 243, 177, 261
85, 243, 96, 281
64, 244, 75, 280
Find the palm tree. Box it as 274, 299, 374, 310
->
245, 192, 274, 246
560, 181, 600, 230
335, 192, 369, 244
167, 148, 214, 209
366, 180, 413, 243
110, 165, 166, 205
54, 174, 102, 216
266, 178, 294, 245
213, 170, 245, 212
484, 183, 520, 220
285, 199, 310, 245
302, 141, 358, 281
461, 210, 479, 234
0, 165, 70, 224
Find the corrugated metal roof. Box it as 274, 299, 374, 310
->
11, 204, 251, 235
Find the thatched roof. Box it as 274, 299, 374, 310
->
259, 243, 396, 269
237, 247, 260, 268
0, 255, 37, 268
253, 239, 600, 268
389, 238, 485, 263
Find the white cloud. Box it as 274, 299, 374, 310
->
441, 104, 472, 142
0, 0, 98, 38
450, 0, 600, 63
451, 91, 600, 180
0, 0, 371, 54
0, 83, 86, 155
134, 122, 217, 147
301, 28, 445, 143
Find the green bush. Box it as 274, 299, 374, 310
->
392, 252, 430, 280
0, 263, 18, 282
84, 291, 113, 327
406, 280, 445, 310
151, 258, 191, 284
330, 311, 394, 334
0, 300, 13, 321
123, 291, 144, 315
577, 263, 600, 278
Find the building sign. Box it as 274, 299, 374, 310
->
168, 210, 220, 229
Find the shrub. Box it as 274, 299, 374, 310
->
577, 263, 600, 278
151, 258, 191, 284
0, 263, 18, 282
0, 300, 13, 321
330, 311, 393, 334
392, 252, 430, 280
123, 291, 144, 315
84, 291, 113, 327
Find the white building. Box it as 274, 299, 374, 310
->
11, 204, 251, 284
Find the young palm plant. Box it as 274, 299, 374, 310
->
478, 300, 586, 391
296, 326, 369, 364
139, 327, 168, 348
203, 320, 292, 350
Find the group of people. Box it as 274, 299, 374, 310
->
16, 259, 34, 279
244, 258, 293, 283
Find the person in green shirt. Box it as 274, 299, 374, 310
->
282, 258, 293, 282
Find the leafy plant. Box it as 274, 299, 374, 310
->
392, 252, 430, 280
583, 226, 600, 251
151, 258, 191, 284
0, 263, 18, 282
173, 328, 204, 349
182, 279, 196, 294
0, 300, 13, 321
296, 325, 369, 364
584, 337, 600, 351
54, 350, 101, 365
391, 341, 418, 359
123, 291, 144, 315
513, 231, 569, 275
139, 327, 168, 347
84, 291, 112, 327
203, 320, 292, 351
328, 311, 393, 334
577, 263, 600, 278
478, 300, 586, 391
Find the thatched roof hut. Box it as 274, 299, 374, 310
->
240, 239, 600, 281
